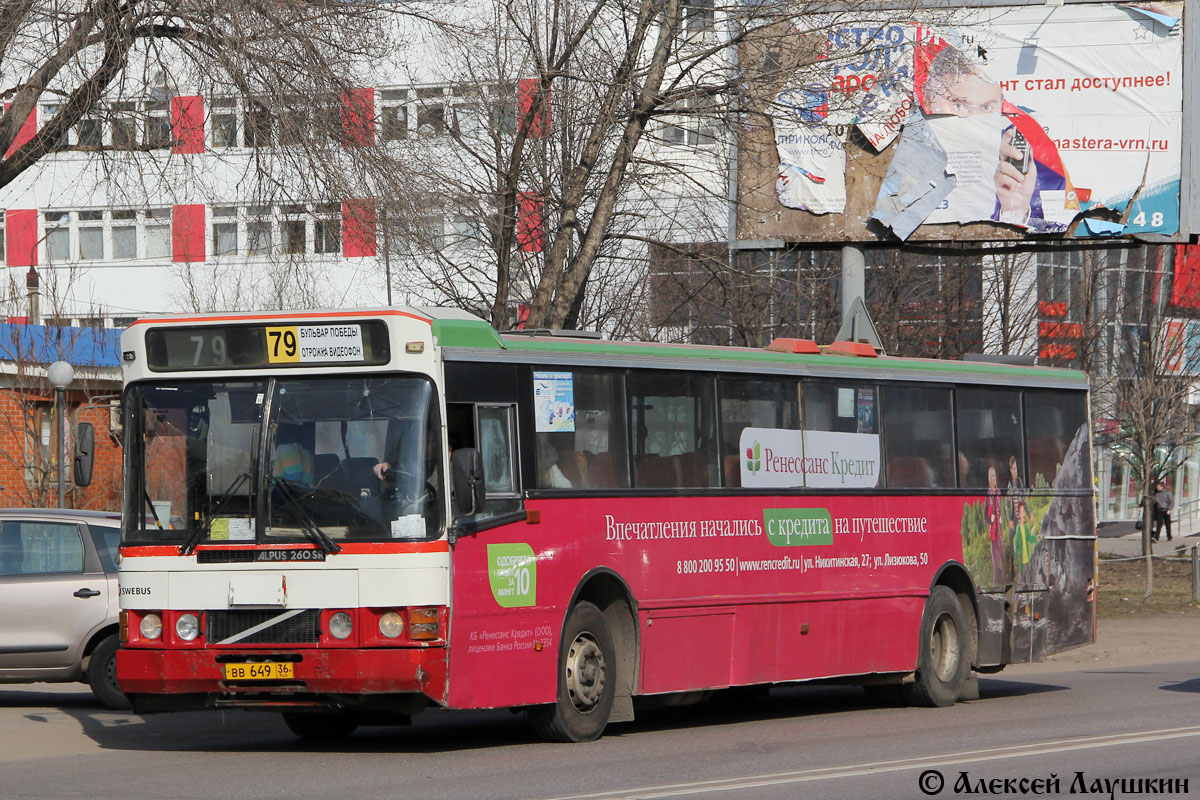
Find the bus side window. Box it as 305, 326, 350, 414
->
1024, 390, 1088, 489
803, 381, 876, 434
628, 371, 717, 489
956, 388, 1023, 490
449, 402, 522, 522
533, 370, 630, 490
717, 377, 800, 487
881, 385, 954, 488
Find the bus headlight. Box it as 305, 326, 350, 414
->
140, 613, 163, 640
176, 613, 200, 642
329, 612, 353, 640
379, 611, 404, 639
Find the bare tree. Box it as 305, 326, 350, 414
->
980, 247, 1040, 357
377, 2, 957, 332
1085, 245, 1198, 597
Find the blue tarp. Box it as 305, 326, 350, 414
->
0, 324, 122, 367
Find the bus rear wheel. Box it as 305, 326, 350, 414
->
529, 601, 615, 743
904, 585, 969, 708
282, 711, 360, 740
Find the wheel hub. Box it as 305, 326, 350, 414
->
565, 633, 606, 712
930, 612, 961, 682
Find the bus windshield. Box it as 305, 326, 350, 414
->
123, 376, 443, 545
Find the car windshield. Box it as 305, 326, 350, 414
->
123, 376, 443, 544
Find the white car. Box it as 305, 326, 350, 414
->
0, 509, 126, 708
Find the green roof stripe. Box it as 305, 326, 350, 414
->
431, 318, 1085, 382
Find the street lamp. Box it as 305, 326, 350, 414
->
47, 360, 74, 508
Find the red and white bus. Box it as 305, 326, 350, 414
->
116, 307, 1095, 741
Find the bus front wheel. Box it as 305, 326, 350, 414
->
904, 585, 969, 708
529, 601, 616, 743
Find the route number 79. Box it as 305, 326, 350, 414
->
265, 326, 300, 363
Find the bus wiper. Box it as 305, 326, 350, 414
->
180, 471, 250, 555
270, 476, 342, 555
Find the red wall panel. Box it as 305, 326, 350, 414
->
341, 89, 375, 146
517, 191, 544, 253
171, 96, 205, 154
1172, 244, 1200, 309
5, 209, 38, 267
517, 79, 550, 137
342, 199, 377, 258
172, 205, 206, 263
3, 103, 37, 159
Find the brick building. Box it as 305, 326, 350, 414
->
0, 323, 122, 510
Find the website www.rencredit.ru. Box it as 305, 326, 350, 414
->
738, 556, 806, 572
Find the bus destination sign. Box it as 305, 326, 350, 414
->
265, 325, 364, 364
145, 320, 390, 371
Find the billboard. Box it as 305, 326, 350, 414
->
738, 3, 1184, 243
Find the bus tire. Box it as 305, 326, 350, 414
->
281, 711, 360, 740
529, 601, 615, 743
87, 635, 130, 710
904, 585, 969, 708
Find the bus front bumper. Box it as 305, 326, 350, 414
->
117, 647, 448, 711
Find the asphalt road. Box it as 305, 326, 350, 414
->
2, 653, 1198, 800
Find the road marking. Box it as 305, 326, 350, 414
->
540, 725, 1200, 800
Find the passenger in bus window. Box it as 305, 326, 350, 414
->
986, 466, 1005, 585
273, 428, 315, 488
537, 439, 572, 489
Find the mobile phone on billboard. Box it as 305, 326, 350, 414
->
1006, 129, 1031, 174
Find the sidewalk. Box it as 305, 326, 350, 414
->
1018, 614, 1200, 673
1097, 517, 1200, 560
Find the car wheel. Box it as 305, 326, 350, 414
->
87, 634, 130, 710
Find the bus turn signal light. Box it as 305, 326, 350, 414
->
408, 607, 441, 640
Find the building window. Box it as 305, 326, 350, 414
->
43, 211, 72, 262
661, 96, 718, 147
111, 102, 136, 149
380, 89, 408, 142
417, 88, 447, 137
78, 118, 102, 148
145, 209, 171, 259
144, 100, 172, 149
39, 104, 67, 150
247, 206, 273, 256
684, 0, 715, 34
78, 210, 104, 260
277, 105, 309, 147
282, 215, 307, 255
245, 102, 273, 148
314, 204, 341, 254
212, 99, 238, 148
212, 206, 239, 256
112, 209, 137, 259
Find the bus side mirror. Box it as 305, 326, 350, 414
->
74, 422, 94, 488
451, 448, 486, 516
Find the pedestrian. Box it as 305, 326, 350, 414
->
1154, 480, 1174, 542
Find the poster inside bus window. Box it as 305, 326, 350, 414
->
533, 372, 575, 432
738, 427, 880, 489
